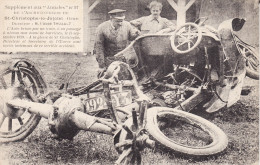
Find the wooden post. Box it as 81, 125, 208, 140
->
177, 0, 186, 26
84, 0, 102, 55
83, 0, 90, 54
254, 0, 259, 9
167, 0, 196, 26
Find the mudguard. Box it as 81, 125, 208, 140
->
206, 18, 246, 113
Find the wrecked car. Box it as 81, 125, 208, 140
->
0, 17, 257, 163
114, 17, 258, 112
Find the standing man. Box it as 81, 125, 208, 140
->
94, 9, 140, 73
130, 1, 175, 34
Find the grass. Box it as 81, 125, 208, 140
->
0, 53, 258, 164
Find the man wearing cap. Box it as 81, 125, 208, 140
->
94, 9, 140, 73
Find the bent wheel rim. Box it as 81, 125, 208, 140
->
0, 61, 46, 141
146, 107, 228, 155
238, 43, 259, 74
155, 111, 217, 149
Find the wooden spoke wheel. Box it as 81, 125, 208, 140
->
237, 43, 259, 80
0, 59, 47, 142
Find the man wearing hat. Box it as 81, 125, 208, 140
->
94, 9, 140, 73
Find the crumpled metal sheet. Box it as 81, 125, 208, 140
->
206, 18, 246, 112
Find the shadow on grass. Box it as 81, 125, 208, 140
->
191, 101, 258, 123
211, 101, 258, 123
11, 130, 119, 164
149, 145, 228, 163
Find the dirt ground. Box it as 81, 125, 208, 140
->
0, 53, 258, 165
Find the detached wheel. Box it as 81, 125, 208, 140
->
237, 43, 259, 80
146, 107, 228, 156
0, 59, 47, 142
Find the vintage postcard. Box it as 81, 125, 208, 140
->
0, 0, 258, 164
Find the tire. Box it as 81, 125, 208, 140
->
0, 59, 47, 142
146, 107, 228, 156
237, 43, 259, 80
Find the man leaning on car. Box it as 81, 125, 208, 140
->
93, 9, 140, 76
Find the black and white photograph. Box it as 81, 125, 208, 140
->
0, 0, 259, 164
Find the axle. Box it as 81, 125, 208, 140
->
0, 86, 115, 139
7, 99, 52, 118
0, 80, 157, 163
8, 98, 114, 135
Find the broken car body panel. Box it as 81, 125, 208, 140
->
114, 18, 248, 113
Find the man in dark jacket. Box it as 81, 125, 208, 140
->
94, 9, 140, 72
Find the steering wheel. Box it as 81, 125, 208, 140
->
170, 23, 202, 54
